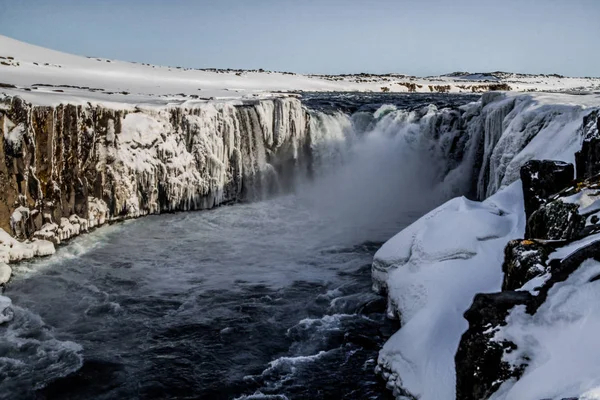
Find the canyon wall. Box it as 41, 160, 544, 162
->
0, 96, 311, 245
455, 110, 600, 400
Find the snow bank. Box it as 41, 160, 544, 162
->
374, 183, 524, 399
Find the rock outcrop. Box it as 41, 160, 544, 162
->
455, 291, 532, 400
527, 199, 585, 241
501, 239, 550, 291
575, 110, 600, 179
520, 159, 574, 226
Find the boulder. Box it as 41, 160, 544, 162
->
502, 239, 550, 291
520, 160, 574, 228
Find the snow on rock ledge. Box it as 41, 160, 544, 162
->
0, 228, 54, 285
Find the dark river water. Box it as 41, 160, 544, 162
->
0, 93, 479, 400
4, 196, 404, 400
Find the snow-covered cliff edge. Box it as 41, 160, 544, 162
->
372, 92, 600, 400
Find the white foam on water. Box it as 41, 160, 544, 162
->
262, 351, 329, 377
0, 305, 83, 398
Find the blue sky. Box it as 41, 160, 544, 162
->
0, 0, 599, 76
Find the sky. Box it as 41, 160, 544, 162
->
0, 0, 599, 77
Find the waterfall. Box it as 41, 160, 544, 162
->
477, 96, 516, 198
0, 97, 315, 244
307, 110, 355, 173
0, 91, 576, 267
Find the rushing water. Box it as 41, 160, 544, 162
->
0, 93, 479, 400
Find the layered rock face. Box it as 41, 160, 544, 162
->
455, 110, 600, 399
0, 96, 313, 284
0, 96, 311, 245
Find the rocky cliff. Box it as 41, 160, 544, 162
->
455, 110, 600, 399
0, 96, 311, 281
371, 93, 600, 400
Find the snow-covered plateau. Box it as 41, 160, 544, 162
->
1, 34, 599, 106
2, 35, 600, 400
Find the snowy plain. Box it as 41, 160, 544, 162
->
1, 34, 600, 108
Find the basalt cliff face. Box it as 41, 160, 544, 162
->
0, 96, 312, 279
0, 96, 311, 242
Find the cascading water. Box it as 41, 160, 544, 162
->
0, 93, 481, 400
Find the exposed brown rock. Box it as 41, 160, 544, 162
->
0, 96, 312, 243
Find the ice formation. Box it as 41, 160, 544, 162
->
0, 96, 313, 245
